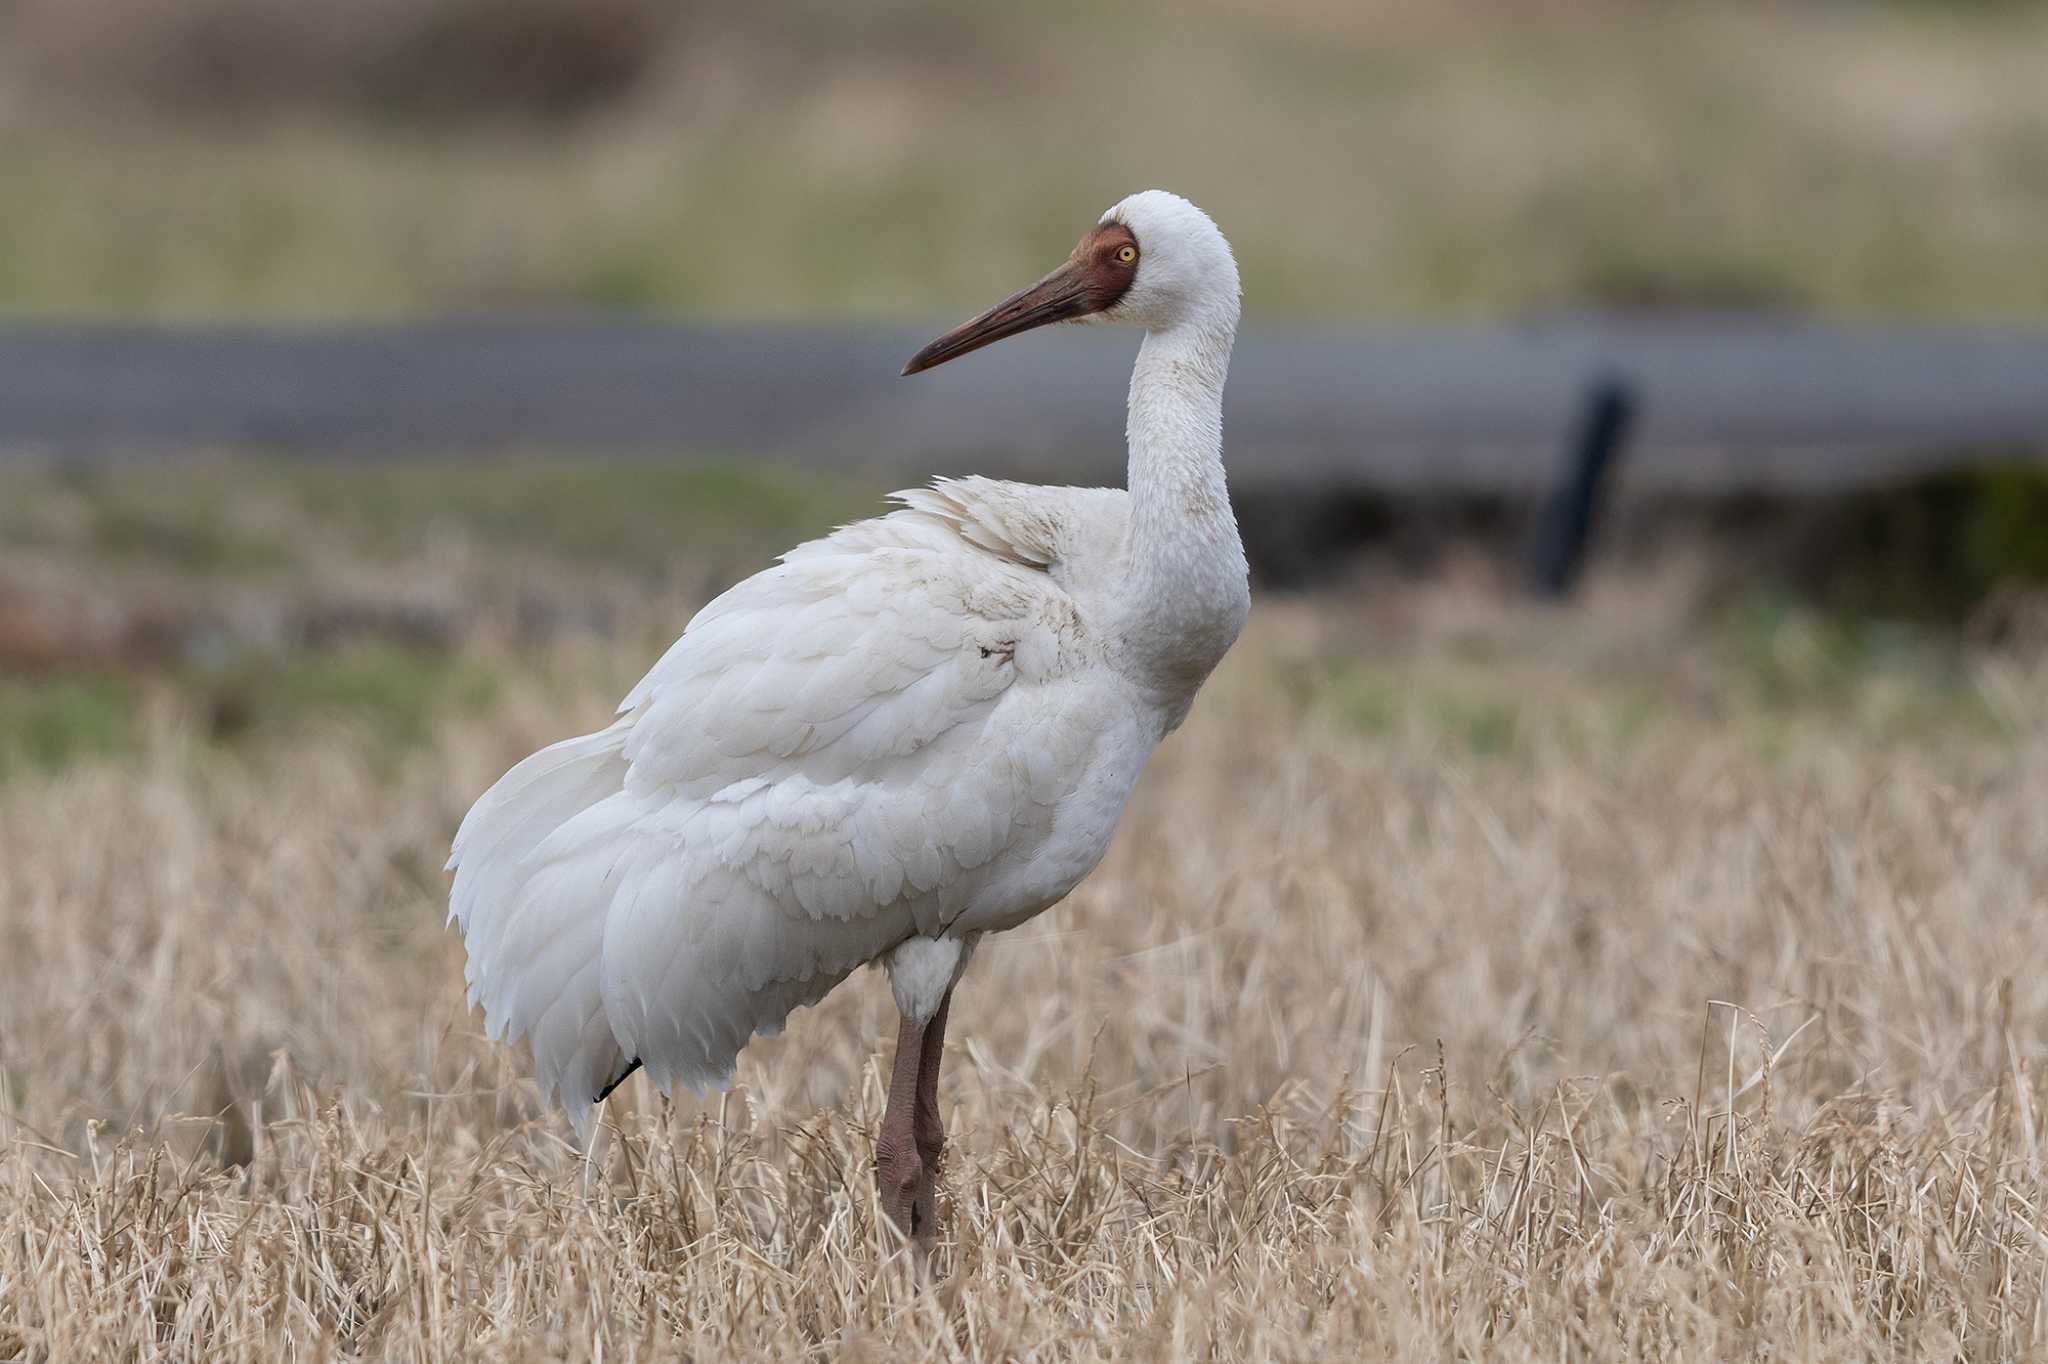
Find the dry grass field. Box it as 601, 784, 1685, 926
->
2, 460, 2047, 1359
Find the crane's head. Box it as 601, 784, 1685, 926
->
901, 190, 1239, 376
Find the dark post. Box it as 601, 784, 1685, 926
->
1526, 374, 1637, 599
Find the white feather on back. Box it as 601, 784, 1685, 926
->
447, 481, 1153, 1138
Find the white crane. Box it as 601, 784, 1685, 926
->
448, 191, 1248, 1244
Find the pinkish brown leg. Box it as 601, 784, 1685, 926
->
875, 987, 955, 1247
914, 988, 953, 1173
876, 1013, 936, 1244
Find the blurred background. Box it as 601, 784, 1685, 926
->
8, 12, 2048, 1351
0, 0, 2045, 767
3, 0, 2046, 318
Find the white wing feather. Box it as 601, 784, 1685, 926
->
448, 490, 1118, 1137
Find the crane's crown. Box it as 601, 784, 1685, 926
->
1093, 190, 1241, 332
901, 190, 1239, 376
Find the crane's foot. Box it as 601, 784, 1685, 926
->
875, 1130, 937, 1249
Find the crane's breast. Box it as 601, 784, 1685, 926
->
938, 672, 1159, 938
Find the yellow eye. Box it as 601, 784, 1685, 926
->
1116, 244, 1137, 263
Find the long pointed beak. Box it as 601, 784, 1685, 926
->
901, 260, 1093, 377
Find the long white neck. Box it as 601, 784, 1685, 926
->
1114, 302, 1250, 704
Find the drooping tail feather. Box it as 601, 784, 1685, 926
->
448, 707, 908, 1142
448, 722, 636, 1139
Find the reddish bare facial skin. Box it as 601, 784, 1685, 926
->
1068, 222, 1141, 312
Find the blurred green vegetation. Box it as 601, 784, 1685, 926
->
0, 456, 879, 780
2, 455, 2041, 782
17, 472, 302, 575
205, 646, 501, 756
1, 1, 2045, 318
1712, 592, 2010, 749
8, 582, 2018, 785
0, 650, 503, 780
0, 456, 876, 579
1290, 592, 2011, 773
0, 676, 138, 777
283, 459, 875, 573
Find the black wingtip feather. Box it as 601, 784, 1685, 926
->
595, 1057, 643, 1104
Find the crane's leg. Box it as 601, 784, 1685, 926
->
875, 986, 954, 1247
914, 987, 954, 1176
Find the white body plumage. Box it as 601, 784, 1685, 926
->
448, 192, 1249, 1138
